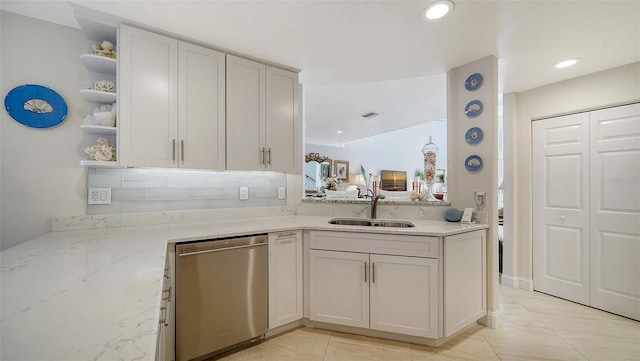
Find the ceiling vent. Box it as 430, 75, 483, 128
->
361, 112, 379, 119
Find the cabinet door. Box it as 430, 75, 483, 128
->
265, 66, 299, 173
119, 25, 178, 168
369, 254, 438, 338
268, 231, 303, 329
178, 42, 226, 170
444, 230, 486, 337
309, 250, 369, 328
226, 55, 265, 171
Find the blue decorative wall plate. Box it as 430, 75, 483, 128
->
464, 73, 483, 91
465, 127, 484, 145
464, 100, 483, 118
465, 155, 483, 172
4, 84, 68, 129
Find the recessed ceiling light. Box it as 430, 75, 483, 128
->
424, 0, 455, 20
554, 58, 581, 69
336, 130, 343, 134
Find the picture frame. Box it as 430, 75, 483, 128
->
333, 160, 349, 182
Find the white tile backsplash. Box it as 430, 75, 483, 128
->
88, 169, 288, 215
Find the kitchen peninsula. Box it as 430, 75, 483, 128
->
0, 210, 487, 360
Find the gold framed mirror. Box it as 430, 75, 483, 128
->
305, 153, 332, 193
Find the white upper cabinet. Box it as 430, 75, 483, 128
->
178, 42, 226, 170
119, 25, 225, 169
265, 66, 300, 173
226, 55, 300, 172
119, 25, 178, 168
226, 55, 266, 171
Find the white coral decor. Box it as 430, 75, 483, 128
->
84, 138, 116, 161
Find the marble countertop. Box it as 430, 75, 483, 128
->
0, 215, 487, 360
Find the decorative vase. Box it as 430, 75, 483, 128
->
421, 136, 439, 201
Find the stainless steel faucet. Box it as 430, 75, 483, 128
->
370, 194, 385, 219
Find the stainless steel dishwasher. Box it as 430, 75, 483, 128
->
175, 234, 268, 361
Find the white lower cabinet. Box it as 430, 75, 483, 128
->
268, 231, 303, 329
443, 230, 486, 337
370, 254, 438, 338
309, 231, 440, 338
309, 250, 370, 329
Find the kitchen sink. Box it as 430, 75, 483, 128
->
328, 218, 415, 228
328, 218, 374, 226
373, 221, 415, 228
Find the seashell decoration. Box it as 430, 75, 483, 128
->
23, 98, 53, 113
467, 158, 481, 167
83, 103, 117, 127
92, 41, 116, 59
88, 80, 115, 93
465, 103, 481, 113
410, 191, 427, 201
84, 138, 116, 161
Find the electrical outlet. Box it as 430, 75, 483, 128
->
88, 188, 111, 205
474, 190, 485, 209
239, 187, 249, 200
278, 187, 286, 199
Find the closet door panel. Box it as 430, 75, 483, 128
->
532, 113, 590, 305
590, 103, 640, 321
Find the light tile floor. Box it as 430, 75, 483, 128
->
217, 286, 640, 361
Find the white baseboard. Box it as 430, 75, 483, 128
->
479, 309, 503, 329
500, 273, 518, 288
519, 278, 534, 291
500, 274, 534, 291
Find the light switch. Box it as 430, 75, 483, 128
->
278, 187, 286, 199
239, 187, 249, 200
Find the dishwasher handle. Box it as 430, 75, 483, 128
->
178, 242, 267, 257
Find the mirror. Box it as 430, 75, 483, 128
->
305, 153, 331, 193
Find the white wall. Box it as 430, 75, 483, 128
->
1, 11, 88, 250
503, 62, 640, 289
447, 56, 500, 327
306, 121, 447, 188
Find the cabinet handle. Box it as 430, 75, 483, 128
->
163, 268, 169, 279
162, 286, 171, 301
267, 148, 271, 165
277, 232, 296, 238
159, 306, 167, 325
372, 263, 375, 284
364, 262, 367, 283
172, 139, 176, 161
181, 140, 184, 163
261, 147, 265, 165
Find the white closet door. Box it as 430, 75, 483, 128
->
589, 103, 640, 321
533, 112, 590, 305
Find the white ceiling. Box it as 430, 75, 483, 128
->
2, 1, 638, 144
